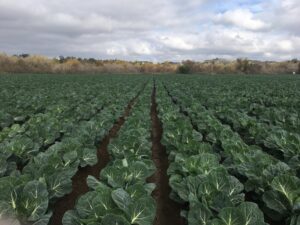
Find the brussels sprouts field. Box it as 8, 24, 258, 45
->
0, 74, 300, 225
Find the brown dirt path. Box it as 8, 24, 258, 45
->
149, 80, 186, 225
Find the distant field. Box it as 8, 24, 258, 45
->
0, 74, 300, 225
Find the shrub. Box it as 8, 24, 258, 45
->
177, 60, 195, 74
178, 64, 191, 74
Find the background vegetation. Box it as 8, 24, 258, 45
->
0, 53, 299, 75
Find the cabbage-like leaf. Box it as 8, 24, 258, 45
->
32, 212, 53, 225
80, 148, 97, 167
185, 175, 201, 202
100, 161, 154, 188
63, 151, 78, 166
101, 214, 130, 225
290, 215, 300, 225
20, 179, 49, 221
212, 202, 266, 225
262, 190, 290, 216
7, 136, 36, 158
183, 153, 220, 175
0, 157, 8, 176
143, 183, 156, 195
188, 202, 212, 225
127, 184, 152, 200
111, 189, 131, 211
124, 197, 156, 225
238, 202, 267, 225
262, 162, 292, 181
270, 175, 300, 205
75, 190, 115, 219
62, 210, 81, 225
47, 169, 74, 198
86, 175, 111, 191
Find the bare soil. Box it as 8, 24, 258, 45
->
149, 81, 187, 225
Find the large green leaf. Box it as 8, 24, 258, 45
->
80, 148, 98, 167
262, 190, 290, 216
101, 214, 130, 225
271, 175, 300, 205
100, 161, 154, 188
212, 202, 266, 225
47, 169, 73, 198
19, 179, 49, 221
238, 202, 267, 225
183, 153, 220, 175
127, 184, 152, 200
63, 150, 78, 166
143, 183, 156, 195
62, 210, 81, 225
75, 190, 115, 219
212, 206, 240, 225
124, 197, 156, 225
86, 176, 111, 191
111, 189, 131, 212
32, 212, 53, 225
188, 202, 212, 225
290, 215, 300, 225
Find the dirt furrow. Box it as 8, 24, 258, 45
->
48, 84, 146, 225
149, 80, 186, 225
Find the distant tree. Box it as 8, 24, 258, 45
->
178, 64, 190, 74
236, 58, 250, 73
88, 58, 97, 64
177, 60, 195, 74
298, 62, 300, 74
57, 56, 65, 63
19, 54, 30, 58
291, 58, 298, 63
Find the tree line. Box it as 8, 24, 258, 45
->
0, 53, 299, 75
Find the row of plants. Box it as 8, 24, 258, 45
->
214, 107, 300, 169
0, 79, 146, 225
164, 77, 300, 175
0, 75, 99, 130
61, 82, 157, 225
155, 82, 267, 225
0, 79, 144, 178
163, 82, 300, 225
164, 76, 299, 133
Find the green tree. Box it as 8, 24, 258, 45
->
177, 60, 195, 74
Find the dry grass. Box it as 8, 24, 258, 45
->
0, 53, 298, 74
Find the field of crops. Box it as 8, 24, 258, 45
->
0, 74, 299, 225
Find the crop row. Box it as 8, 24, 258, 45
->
62, 82, 157, 225
163, 82, 300, 225
164, 79, 300, 176
0, 79, 147, 225
0, 76, 104, 130
0, 74, 299, 225
156, 82, 268, 225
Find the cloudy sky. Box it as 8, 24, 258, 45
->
0, 0, 299, 61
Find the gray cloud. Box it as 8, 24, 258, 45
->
0, 0, 299, 61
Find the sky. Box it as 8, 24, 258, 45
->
0, 0, 299, 61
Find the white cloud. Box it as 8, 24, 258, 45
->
215, 8, 270, 31
270, 0, 300, 35
0, 0, 299, 61
159, 36, 195, 50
